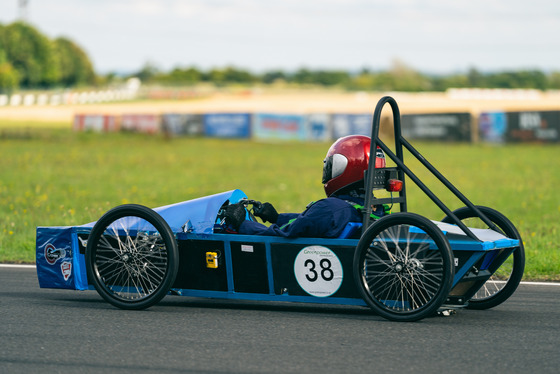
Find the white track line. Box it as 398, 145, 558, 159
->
1, 264, 559, 286
520, 281, 560, 286
1, 264, 36, 269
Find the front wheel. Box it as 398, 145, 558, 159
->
442, 206, 525, 310
354, 213, 455, 322
85, 204, 179, 310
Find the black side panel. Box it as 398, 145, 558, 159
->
270, 243, 360, 299
230, 242, 269, 294
173, 240, 228, 291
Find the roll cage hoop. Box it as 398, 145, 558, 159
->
362, 96, 500, 241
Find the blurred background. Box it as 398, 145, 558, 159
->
1, 0, 560, 139
3, 1, 560, 75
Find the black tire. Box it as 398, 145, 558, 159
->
354, 212, 455, 322
442, 206, 525, 310
85, 204, 179, 310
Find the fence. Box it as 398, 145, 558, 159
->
0, 78, 140, 107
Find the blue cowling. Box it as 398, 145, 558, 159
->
78, 189, 247, 234
153, 189, 247, 233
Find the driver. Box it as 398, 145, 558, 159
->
224, 135, 389, 238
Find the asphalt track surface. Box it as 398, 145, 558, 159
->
1, 265, 559, 374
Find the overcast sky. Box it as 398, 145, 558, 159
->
2, 0, 559, 74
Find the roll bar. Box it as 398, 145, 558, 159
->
362, 96, 499, 241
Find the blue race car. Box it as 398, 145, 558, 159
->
36, 97, 524, 322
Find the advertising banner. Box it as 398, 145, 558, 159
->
305, 114, 331, 141
331, 114, 372, 138
401, 113, 471, 141
203, 113, 251, 138
121, 114, 161, 134
505, 111, 560, 142
252, 113, 306, 141
479, 112, 507, 143
161, 114, 203, 136
73, 114, 119, 132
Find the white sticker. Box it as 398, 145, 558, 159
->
241, 245, 254, 253
294, 246, 343, 297
61, 261, 72, 281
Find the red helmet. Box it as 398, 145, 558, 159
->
322, 135, 386, 197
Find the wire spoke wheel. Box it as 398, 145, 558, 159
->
86, 204, 179, 310
442, 206, 525, 310
354, 213, 454, 322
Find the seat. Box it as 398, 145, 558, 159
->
337, 221, 363, 239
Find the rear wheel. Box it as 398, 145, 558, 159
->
86, 204, 179, 310
442, 206, 524, 310
354, 213, 454, 322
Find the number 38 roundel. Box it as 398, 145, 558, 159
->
294, 246, 343, 297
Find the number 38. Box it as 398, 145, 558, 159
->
304, 258, 334, 282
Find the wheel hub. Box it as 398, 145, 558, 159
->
394, 262, 404, 273
393, 258, 423, 274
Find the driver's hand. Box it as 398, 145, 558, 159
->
253, 202, 279, 223
224, 203, 246, 231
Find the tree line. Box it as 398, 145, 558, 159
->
0, 21, 95, 93
134, 60, 560, 92
2, 21, 560, 94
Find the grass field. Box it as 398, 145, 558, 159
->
0, 126, 558, 280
